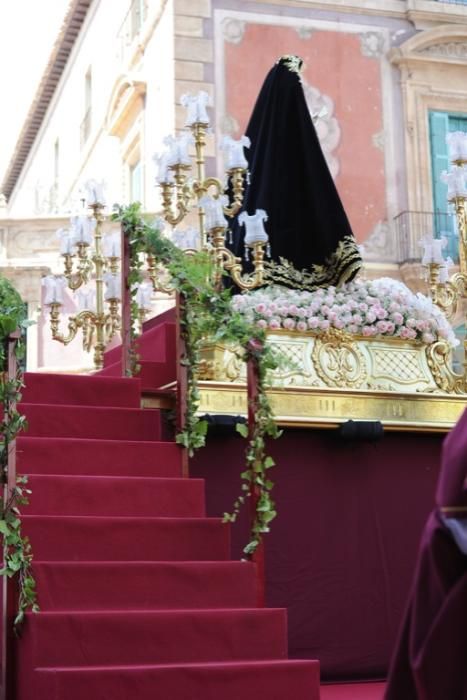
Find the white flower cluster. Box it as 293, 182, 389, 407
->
231, 278, 458, 347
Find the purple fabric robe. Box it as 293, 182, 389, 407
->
385, 408, 467, 700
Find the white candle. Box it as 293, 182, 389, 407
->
70, 215, 95, 245
180, 91, 211, 127
57, 227, 74, 255
103, 232, 121, 258
75, 288, 96, 311
199, 195, 228, 230
84, 179, 106, 206
221, 135, 250, 170
172, 227, 200, 250
164, 133, 193, 167
103, 272, 121, 301
133, 281, 153, 311
238, 209, 269, 246
42, 275, 67, 305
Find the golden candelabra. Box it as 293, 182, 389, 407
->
44, 198, 121, 369
424, 151, 467, 389
154, 94, 268, 291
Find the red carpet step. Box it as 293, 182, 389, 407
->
17, 437, 182, 477
18, 403, 162, 441
35, 659, 320, 700
34, 561, 258, 611
21, 372, 142, 407
22, 515, 230, 561
15, 347, 320, 699
27, 474, 206, 517
26, 608, 288, 666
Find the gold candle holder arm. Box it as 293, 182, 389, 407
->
223, 242, 266, 291
160, 166, 192, 226
223, 168, 246, 218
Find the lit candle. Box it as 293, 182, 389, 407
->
180, 91, 211, 127
238, 209, 269, 246
221, 135, 250, 170
42, 275, 67, 305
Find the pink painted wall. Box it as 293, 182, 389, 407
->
224, 24, 386, 243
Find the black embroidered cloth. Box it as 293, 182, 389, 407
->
230, 55, 362, 290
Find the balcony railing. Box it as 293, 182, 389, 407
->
394, 210, 459, 263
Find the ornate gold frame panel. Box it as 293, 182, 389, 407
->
199, 330, 448, 393
197, 330, 466, 431
197, 381, 465, 433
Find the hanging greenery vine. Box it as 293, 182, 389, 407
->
112, 203, 281, 555
0, 276, 39, 630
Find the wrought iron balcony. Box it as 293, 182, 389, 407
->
394, 210, 459, 263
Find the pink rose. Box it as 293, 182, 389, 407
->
406, 318, 416, 328
376, 321, 388, 333
348, 324, 359, 334
333, 319, 345, 329
376, 307, 388, 320
391, 312, 403, 325
255, 303, 266, 313
283, 318, 296, 330
358, 303, 368, 312
256, 319, 267, 329
269, 319, 280, 330
319, 319, 330, 331
352, 314, 363, 325
362, 325, 375, 337
422, 332, 435, 344
365, 311, 377, 324
296, 321, 308, 332
385, 322, 395, 334
308, 317, 319, 329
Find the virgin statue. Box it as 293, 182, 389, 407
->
230, 54, 362, 291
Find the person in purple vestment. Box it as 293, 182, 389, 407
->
385, 408, 467, 700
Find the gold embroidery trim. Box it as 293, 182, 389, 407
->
278, 54, 303, 76
263, 235, 363, 291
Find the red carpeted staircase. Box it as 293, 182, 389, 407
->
15, 341, 320, 699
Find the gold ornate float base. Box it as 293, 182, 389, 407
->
197, 330, 466, 432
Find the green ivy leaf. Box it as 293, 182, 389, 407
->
235, 423, 248, 438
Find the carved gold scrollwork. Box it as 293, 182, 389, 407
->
426, 340, 466, 394
311, 329, 366, 388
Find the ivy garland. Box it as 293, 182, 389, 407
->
0, 276, 39, 630
112, 203, 281, 555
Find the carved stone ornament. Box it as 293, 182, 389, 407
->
222, 18, 246, 45
418, 42, 467, 60
303, 82, 340, 179
295, 26, 313, 40
361, 220, 398, 262
359, 32, 386, 59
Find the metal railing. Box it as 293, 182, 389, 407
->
394, 210, 459, 263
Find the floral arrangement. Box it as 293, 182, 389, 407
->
232, 278, 458, 348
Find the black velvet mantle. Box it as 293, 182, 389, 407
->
230, 56, 362, 290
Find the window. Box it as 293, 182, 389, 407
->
54, 139, 60, 183
429, 110, 467, 260
130, 0, 147, 40
80, 68, 92, 147
129, 159, 142, 202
